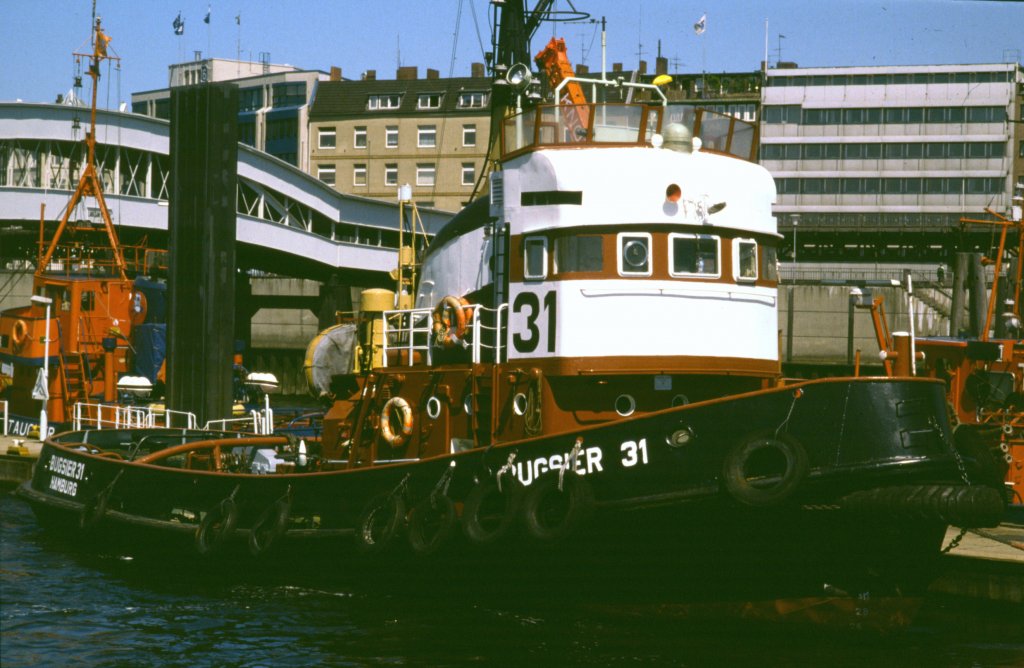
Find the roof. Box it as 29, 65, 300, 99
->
309, 77, 491, 119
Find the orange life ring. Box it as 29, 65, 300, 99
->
431, 296, 473, 348
379, 396, 414, 447
10, 319, 29, 350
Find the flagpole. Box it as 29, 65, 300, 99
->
763, 19, 769, 74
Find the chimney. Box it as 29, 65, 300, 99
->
656, 57, 668, 75
397, 66, 418, 80
612, 62, 623, 72
364, 69, 376, 81
426, 68, 439, 80
639, 60, 647, 75
471, 62, 485, 78
330, 66, 342, 81
576, 64, 589, 75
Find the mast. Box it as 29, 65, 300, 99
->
36, 17, 128, 281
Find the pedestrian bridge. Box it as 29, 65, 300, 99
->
0, 103, 452, 280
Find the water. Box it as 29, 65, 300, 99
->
3, 491, 1023, 667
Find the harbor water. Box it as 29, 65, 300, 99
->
2, 492, 1023, 667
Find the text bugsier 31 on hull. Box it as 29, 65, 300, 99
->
19, 11, 1005, 593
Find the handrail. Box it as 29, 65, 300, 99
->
72, 402, 149, 430
135, 435, 288, 469
382, 302, 508, 366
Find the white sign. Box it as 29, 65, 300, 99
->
31, 368, 49, 400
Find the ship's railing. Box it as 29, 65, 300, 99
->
501, 103, 664, 157
382, 303, 508, 367
71, 402, 199, 430
204, 407, 273, 435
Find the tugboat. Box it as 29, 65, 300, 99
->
18, 4, 1004, 591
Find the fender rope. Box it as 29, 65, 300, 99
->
559, 437, 584, 491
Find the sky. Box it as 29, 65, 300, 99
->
2, 0, 1022, 107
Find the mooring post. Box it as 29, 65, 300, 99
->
167, 82, 239, 425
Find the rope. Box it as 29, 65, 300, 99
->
495, 451, 517, 492
558, 437, 583, 491
431, 461, 456, 502
774, 388, 803, 438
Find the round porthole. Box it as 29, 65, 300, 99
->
671, 394, 690, 408
623, 240, 649, 269
512, 392, 528, 416
614, 394, 636, 417
425, 396, 442, 420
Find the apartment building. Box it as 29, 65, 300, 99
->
308, 66, 491, 212
132, 56, 331, 169
760, 63, 1023, 262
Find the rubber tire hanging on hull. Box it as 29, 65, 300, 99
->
520, 474, 595, 543
196, 497, 239, 555
354, 493, 406, 553
722, 433, 808, 506
407, 495, 457, 556
79, 489, 111, 531
461, 480, 523, 545
248, 498, 291, 556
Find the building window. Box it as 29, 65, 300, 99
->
385, 126, 398, 148
461, 162, 475, 186
317, 165, 336, 186
417, 93, 442, 109
463, 124, 477, 147
353, 164, 367, 186
239, 87, 263, 111
271, 82, 306, 107
384, 163, 398, 186
368, 94, 402, 110
318, 128, 336, 149
353, 127, 367, 149
523, 237, 548, 280
1019, 141, 1024, 159
669, 234, 719, 277
763, 105, 801, 124
457, 91, 488, 108
734, 239, 758, 282
418, 125, 437, 148
617, 233, 652, 277
416, 163, 436, 186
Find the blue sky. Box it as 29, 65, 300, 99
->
2, 1, 1022, 107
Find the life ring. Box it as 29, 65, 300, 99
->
354, 493, 406, 553
461, 479, 523, 545
722, 433, 808, 507
248, 497, 292, 556
379, 396, 414, 447
431, 295, 473, 348
11, 319, 29, 350
195, 497, 239, 555
407, 494, 457, 556
520, 474, 595, 543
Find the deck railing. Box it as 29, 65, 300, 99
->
71, 402, 199, 431
382, 303, 507, 367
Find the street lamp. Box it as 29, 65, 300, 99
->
30, 295, 53, 439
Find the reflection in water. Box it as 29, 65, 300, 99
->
2, 493, 1022, 667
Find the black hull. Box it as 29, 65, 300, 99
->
17, 377, 1004, 594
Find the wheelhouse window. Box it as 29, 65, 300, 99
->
555, 235, 603, 273
617, 233, 652, 277
523, 237, 548, 280
669, 234, 720, 277
734, 239, 758, 282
